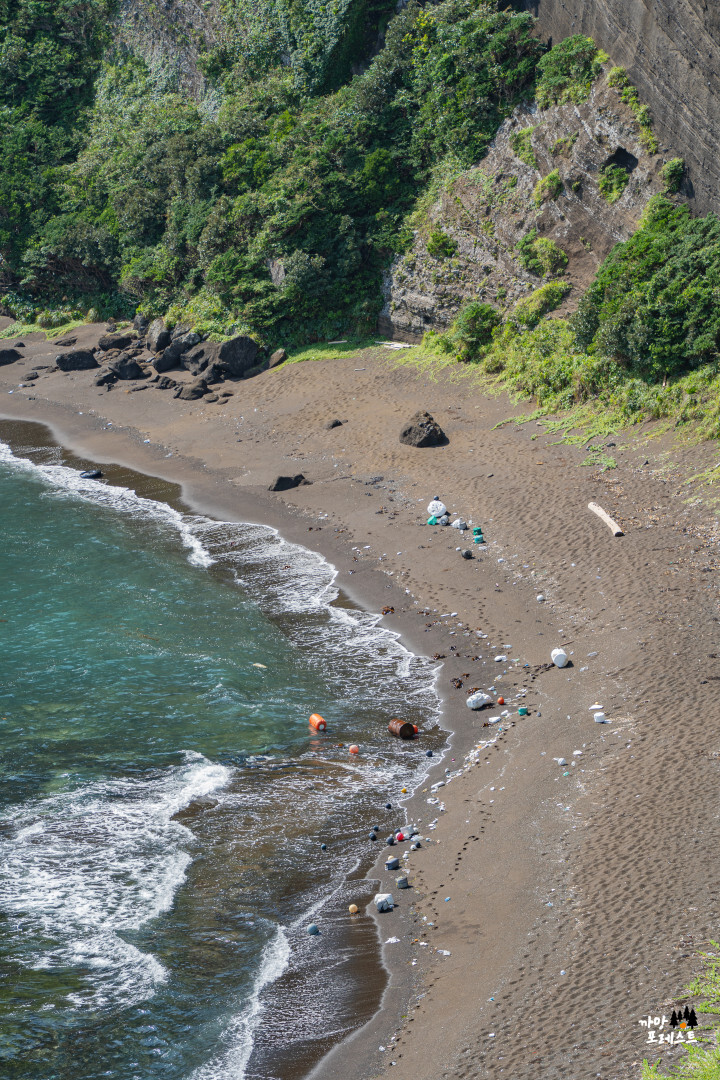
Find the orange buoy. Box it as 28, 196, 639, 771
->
349, 744, 360, 755
309, 713, 327, 732
412, 725, 419, 734
388, 719, 415, 740
497, 697, 505, 706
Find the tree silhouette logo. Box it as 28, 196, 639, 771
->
670, 1007, 698, 1030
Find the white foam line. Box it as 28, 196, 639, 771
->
189, 924, 291, 1080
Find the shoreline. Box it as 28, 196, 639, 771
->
0, 412, 450, 1080
3, 327, 720, 1078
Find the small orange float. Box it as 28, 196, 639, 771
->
349, 744, 360, 755
497, 697, 505, 706
309, 713, 327, 732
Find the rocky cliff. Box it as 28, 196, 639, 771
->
380, 72, 669, 341
519, 0, 720, 215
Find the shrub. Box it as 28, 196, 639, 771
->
446, 300, 502, 360
510, 126, 537, 168
426, 227, 458, 258
533, 170, 563, 206
516, 230, 568, 276
598, 164, 630, 203
536, 35, 607, 108
513, 281, 571, 325
571, 196, 720, 379
551, 132, 578, 157
661, 158, 685, 194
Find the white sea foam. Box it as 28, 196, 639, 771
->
0, 435, 442, 1066
189, 925, 291, 1080
0, 752, 229, 1009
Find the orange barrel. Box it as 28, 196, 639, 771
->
309, 713, 327, 732
388, 719, 416, 740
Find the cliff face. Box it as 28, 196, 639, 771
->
520, 0, 720, 214
380, 75, 667, 341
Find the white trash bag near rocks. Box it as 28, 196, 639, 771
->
451, 518, 467, 530
427, 497, 447, 517
551, 647, 568, 668
374, 893, 394, 912
466, 691, 493, 710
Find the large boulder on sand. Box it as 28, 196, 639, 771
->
98, 332, 135, 352
399, 410, 446, 448
182, 335, 260, 379
268, 474, 310, 491
173, 378, 208, 400
107, 353, 145, 380
146, 318, 171, 353
0, 348, 21, 367
217, 335, 259, 376
55, 349, 98, 371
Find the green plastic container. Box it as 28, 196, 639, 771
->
427, 516, 438, 525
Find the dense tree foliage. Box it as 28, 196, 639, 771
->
0, 0, 542, 340
0, 0, 114, 279
573, 197, 720, 379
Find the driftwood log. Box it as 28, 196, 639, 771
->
588, 502, 624, 536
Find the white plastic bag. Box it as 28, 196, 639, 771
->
427, 498, 447, 517
466, 691, 493, 710
374, 892, 394, 912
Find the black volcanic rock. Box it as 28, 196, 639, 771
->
399, 410, 446, 447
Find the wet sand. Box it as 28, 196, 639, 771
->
2, 321, 720, 1079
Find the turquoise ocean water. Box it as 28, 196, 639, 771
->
0, 428, 439, 1080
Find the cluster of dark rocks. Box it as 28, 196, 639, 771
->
32, 315, 289, 398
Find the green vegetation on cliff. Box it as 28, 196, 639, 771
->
0, 0, 542, 342
426, 196, 720, 439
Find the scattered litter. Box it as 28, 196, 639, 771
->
536, 594, 546, 602
494, 655, 507, 663
436, 949, 451, 956
385, 936, 400, 944
588, 501, 624, 536
307, 923, 320, 936
466, 691, 493, 710
427, 497, 447, 518
252, 663, 267, 669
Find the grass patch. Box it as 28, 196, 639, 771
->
641, 942, 720, 1078
551, 132, 578, 157
599, 163, 630, 203
516, 230, 568, 276
0, 318, 87, 340
662, 158, 685, 194
533, 169, 563, 206
426, 227, 459, 258
606, 66, 659, 152
283, 337, 392, 365
513, 281, 570, 325
510, 126, 537, 168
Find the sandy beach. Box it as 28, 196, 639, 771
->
2, 320, 720, 1080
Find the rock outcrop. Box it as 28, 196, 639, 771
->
380, 74, 668, 341
521, 0, 720, 215
54, 350, 98, 371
